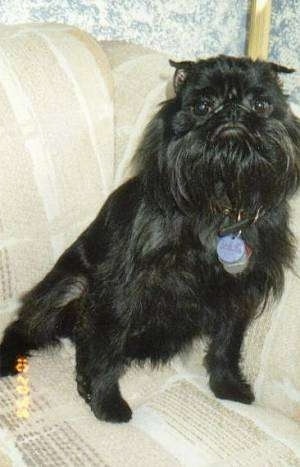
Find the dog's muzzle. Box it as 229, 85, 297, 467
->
210, 102, 250, 141
212, 122, 249, 141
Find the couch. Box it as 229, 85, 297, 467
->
0, 24, 299, 466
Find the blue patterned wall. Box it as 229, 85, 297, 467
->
0, 0, 299, 103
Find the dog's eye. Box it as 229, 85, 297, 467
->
193, 98, 212, 116
252, 98, 272, 115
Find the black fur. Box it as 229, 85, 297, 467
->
1, 55, 300, 423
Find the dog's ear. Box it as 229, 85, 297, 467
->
269, 62, 296, 74
169, 60, 194, 93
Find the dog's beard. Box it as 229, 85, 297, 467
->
165, 118, 299, 215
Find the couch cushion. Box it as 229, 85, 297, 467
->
101, 40, 174, 187
0, 344, 299, 465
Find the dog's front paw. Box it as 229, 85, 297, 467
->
209, 372, 254, 404
76, 375, 92, 403
91, 393, 132, 423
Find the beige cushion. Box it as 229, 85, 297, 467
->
0, 25, 300, 465
101, 41, 174, 187
1, 343, 300, 466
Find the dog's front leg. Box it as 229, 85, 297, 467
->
204, 316, 254, 404
75, 325, 131, 423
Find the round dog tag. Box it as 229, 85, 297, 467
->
217, 235, 252, 275
217, 235, 245, 263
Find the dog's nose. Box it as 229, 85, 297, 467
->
227, 102, 239, 122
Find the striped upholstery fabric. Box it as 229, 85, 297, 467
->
101, 41, 174, 187
0, 23, 114, 326
0, 25, 300, 466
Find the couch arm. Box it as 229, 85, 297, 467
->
0, 24, 114, 318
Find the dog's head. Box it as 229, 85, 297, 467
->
137, 55, 300, 214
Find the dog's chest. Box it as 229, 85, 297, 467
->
122, 239, 218, 318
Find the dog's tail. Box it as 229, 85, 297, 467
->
0, 268, 87, 376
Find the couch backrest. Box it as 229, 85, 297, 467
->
101, 41, 174, 187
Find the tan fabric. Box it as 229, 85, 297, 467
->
0, 23, 114, 308
101, 41, 174, 187
0, 449, 11, 467
1, 343, 300, 466
0, 26, 300, 466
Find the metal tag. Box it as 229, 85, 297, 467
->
217, 235, 251, 275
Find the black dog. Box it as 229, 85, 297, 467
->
1, 55, 299, 423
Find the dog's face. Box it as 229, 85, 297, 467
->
158, 56, 300, 213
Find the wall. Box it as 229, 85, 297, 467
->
0, 0, 298, 103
